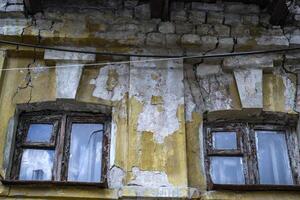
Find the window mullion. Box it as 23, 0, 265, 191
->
53, 115, 66, 181
285, 127, 300, 185
244, 125, 260, 185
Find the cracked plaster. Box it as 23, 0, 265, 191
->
234, 69, 263, 108
198, 73, 234, 111
283, 75, 296, 112
56, 64, 83, 99
130, 58, 184, 143
129, 167, 172, 187
90, 64, 129, 102
108, 166, 125, 189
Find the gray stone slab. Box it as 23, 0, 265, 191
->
234, 69, 263, 108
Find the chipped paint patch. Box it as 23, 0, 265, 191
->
234, 69, 263, 108
283, 74, 296, 112
129, 58, 184, 143
56, 64, 83, 99
198, 74, 234, 111
108, 165, 125, 189
90, 64, 129, 101
184, 79, 196, 122
44, 49, 96, 62
129, 167, 172, 187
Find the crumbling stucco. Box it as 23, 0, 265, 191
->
1, 0, 300, 199
56, 64, 83, 99
130, 58, 184, 143
234, 69, 263, 108
197, 73, 234, 111
283, 74, 297, 112
108, 166, 126, 189
90, 64, 129, 102
129, 167, 172, 187
44, 49, 96, 62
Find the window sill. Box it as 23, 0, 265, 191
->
1, 180, 107, 188
211, 184, 300, 191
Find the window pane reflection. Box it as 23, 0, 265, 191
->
26, 124, 53, 143
68, 123, 103, 182
19, 149, 54, 180
210, 156, 245, 184
256, 131, 293, 185
212, 132, 237, 150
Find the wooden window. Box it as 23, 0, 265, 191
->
204, 123, 300, 190
7, 111, 111, 187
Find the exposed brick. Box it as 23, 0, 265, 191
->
188, 10, 206, 24
146, 32, 166, 46
5, 4, 23, 12
170, 10, 187, 21
170, 1, 184, 11
207, 12, 224, 24
224, 13, 241, 25
175, 22, 194, 34
134, 3, 150, 20
191, 2, 224, 12
110, 23, 139, 32
200, 36, 218, 49
139, 21, 157, 33
166, 34, 180, 47
181, 34, 201, 45
259, 14, 271, 27
256, 35, 289, 47
213, 24, 230, 37
196, 24, 212, 35
218, 37, 234, 52
225, 3, 260, 14
196, 64, 221, 77
231, 25, 251, 37
116, 9, 134, 18
158, 22, 175, 34
242, 15, 259, 25
124, 0, 138, 8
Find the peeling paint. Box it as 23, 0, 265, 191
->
234, 69, 263, 108
129, 167, 172, 187
90, 64, 129, 102
283, 74, 296, 112
56, 64, 83, 99
44, 49, 96, 62
198, 73, 234, 111
130, 58, 184, 143
108, 166, 125, 189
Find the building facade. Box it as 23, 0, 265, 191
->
0, 0, 300, 199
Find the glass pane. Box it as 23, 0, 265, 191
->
68, 123, 104, 182
256, 131, 293, 185
212, 131, 237, 149
210, 156, 245, 184
26, 124, 53, 143
19, 149, 54, 180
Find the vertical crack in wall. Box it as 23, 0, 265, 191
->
12, 61, 35, 103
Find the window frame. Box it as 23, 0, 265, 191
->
7, 111, 111, 187
204, 122, 300, 190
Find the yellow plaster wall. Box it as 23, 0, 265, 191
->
263, 73, 297, 113
185, 71, 300, 200
0, 55, 299, 200
0, 58, 121, 199
0, 51, 6, 101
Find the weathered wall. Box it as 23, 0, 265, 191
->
0, 0, 300, 199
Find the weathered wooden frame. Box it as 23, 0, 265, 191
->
204, 122, 299, 190
8, 111, 111, 187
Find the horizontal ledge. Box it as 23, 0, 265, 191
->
207, 150, 243, 156
1, 180, 107, 187
212, 184, 300, 191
